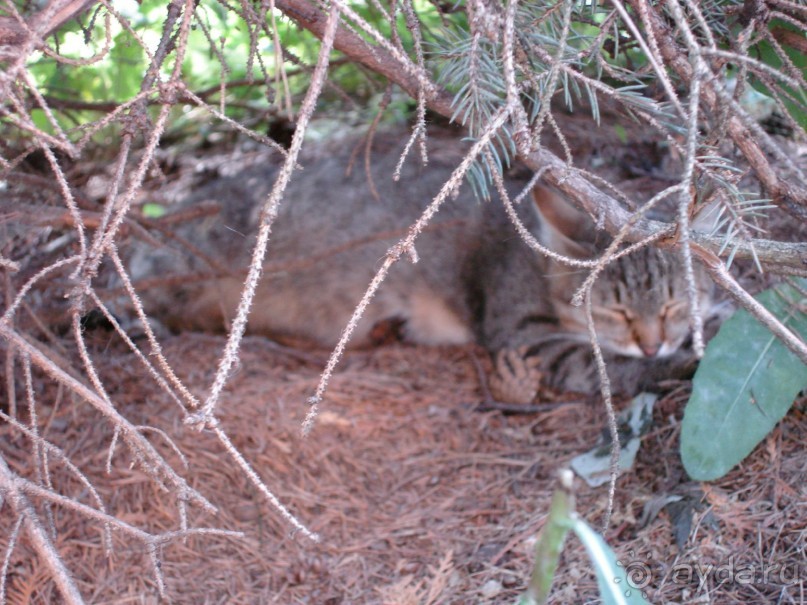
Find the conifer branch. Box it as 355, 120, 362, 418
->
274, 0, 807, 273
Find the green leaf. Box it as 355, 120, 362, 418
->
518, 476, 574, 605
750, 20, 807, 131
571, 519, 651, 605
681, 280, 807, 481
110, 31, 145, 101
518, 472, 652, 605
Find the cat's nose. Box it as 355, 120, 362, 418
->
641, 343, 660, 357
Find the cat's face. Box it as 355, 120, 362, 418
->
552, 246, 713, 358
533, 185, 714, 359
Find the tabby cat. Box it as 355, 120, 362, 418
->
128, 131, 714, 401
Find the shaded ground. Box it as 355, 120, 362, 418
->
1, 331, 805, 603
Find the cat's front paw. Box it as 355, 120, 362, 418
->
489, 347, 543, 403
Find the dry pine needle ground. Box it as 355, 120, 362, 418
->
1, 330, 805, 604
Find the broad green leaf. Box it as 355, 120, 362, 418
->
681, 280, 807, 481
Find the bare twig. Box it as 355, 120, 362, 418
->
209, 425, 320, 542
666, 0, 707, 355
0, 324, 217, 514
0, 515, 23, 604
0, 456, 85, 605
584, 291, 618, 531
195, 1, 342, 424
693, 245, 807, 366
302, 106, 513, 434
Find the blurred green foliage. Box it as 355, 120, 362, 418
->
9, 0, 805, 144
19, 0, 449, 141
749, 20, 807, 130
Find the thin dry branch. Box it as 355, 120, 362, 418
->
0, 456, 85, 605
0, 515, 23, 604
302, 106, 512, 432
583, 291, 619, 531
195, 1, 342, 425
692, 245, 807, 366
0, 0, 96, 50
0, 323, 216, 514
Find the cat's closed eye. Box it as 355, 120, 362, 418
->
612, 306, 636, 322
592, 306, 634, 324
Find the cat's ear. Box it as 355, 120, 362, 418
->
531, 185, 594, 258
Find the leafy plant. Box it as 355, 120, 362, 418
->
681, 280, 807, 481
519, 471, 650, 605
